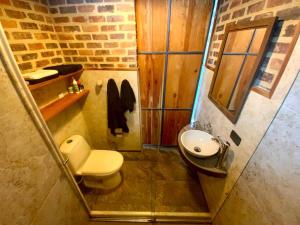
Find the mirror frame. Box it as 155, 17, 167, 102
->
208, 17, 277, 123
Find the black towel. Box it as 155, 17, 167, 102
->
107, 79, 129, 135
121, 79, 136, 113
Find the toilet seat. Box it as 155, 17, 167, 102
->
76, 150, 123, 176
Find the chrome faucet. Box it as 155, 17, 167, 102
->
212, 136, 230, 169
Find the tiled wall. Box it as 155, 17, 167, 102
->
0, 0, 64, 73
0, 0, 137, 73
0, 58, 88, 225
213, 72, 300, 225
48, 0, 137, 69
207, 0, 299, 92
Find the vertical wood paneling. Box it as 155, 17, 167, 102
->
138, 54, 165, 108
165, 54, 202, 108
169, 0, 212, 51
136, 0, 168, 52
142, 110, 161, 145
161, 110, 191, 145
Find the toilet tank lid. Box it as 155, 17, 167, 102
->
60, 135, 84, 154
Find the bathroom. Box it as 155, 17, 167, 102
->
0, 0, 299, 224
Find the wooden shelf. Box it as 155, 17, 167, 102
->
40, 90, 89, 121
28, 69, 83, 91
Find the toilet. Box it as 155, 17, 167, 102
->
60, 135, 124, 190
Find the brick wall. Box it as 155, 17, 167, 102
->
207, 0, 300, 92
48, 0, 137, 69
0, 0, 137, 73
0, 0, 64, 73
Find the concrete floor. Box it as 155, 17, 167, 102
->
81, 148, 208, 213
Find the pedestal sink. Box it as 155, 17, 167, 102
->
180, 130, 219, 158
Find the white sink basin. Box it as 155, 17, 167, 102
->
180, 130, 220, 158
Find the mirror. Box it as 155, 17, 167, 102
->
209, 17, 277, 123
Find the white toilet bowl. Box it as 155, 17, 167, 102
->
60, 135, 124, 190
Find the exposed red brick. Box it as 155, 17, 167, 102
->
28, 13, 45, 22
116, 4, 133, 12
13, 0, 31, 10
41, 51, 55, 57
60, 43, 68, 48
63, 50, 78, 55
276, 7, 300, 20
78, 5, 95, 13
267, 0, 292, 8
104, 0, 121, 2
59, 6, 77, 14
40, 24, 54, 32
73, 16, 87, 23
34, 4, 48, 14
45, 16, 53, 23
58, 34, 74, 40
257, 70, 274, 83
98, 5, 114, 13
64, 25, 81, 32
64, 57, 72, 62
73, 57, 88, 62
92, 34, 108, 40
122, 57, 135, 62
86, 0, 103, 2
232, 8, 245, 19
89, 57, 104, 62
254, 12, 273, 20
67, 0, 83, 3
119, 24, 135, 31
230, 0, 241, 9
273, 42, 290, 54
89, 16, 105, 22
128, 15, 135, 21
20, 22, 38, 30
50, 34, 58, 40
54, 17, 70, 23
238, 17, 251, 23
120, 42, 135, 48
28, 43, 44, 50
78, 49, 93, 55
0, 19, 17, 28
270, 58, 283, 70
75, 34, 91, 40
5, 9, 26, 19
283, 24, 296, 37
82, 25, 99, 32
104, 42, 119, 48
18, 62, 32, 71
46, 43, 59, 49
51, 57, 63, 64
111, 49, 126, 55
54, 26, 63, 32
36, 59, 50, 67
12, 32, 32, 40
86, 43, 102, 48
34, 33, 49, 39
0, 0, 11, 5
69, 43, 84, 48
95, 50, 110, 55
127, 49, 136, 55
100, 64, 114, 68
22, 53, 38, 61
84, 64, 98, 69
107, 15, 124, 22
220, 3, 229, 13
48, 0, 66, 5
106, 57, 120, 62
127, 33, 136, 39
218, 34, 224, 40
110, 33, 125, 39
49, 8, 58, 14
101, 25, 116, 31
221, 13, 230, 22
248, 1, 265, 14
10, 44, 27, 52
216, 25, 224, 32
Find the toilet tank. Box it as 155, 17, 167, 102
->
60, 135, 91, 174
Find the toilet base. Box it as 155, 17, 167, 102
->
83, 172, 122, 190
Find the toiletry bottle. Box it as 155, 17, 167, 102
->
77, 80, 83, 92
72, 78, 80, 93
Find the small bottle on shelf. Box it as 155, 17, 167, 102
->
72, 78, 80, 94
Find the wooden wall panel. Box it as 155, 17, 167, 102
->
136, 0, 168, 52
165, 54, 202, 108
224, 29, 254, 53
142, 110, 161, 145
138, 54, 165, 108
161, 110, 191, 145
169, 0, 212, 51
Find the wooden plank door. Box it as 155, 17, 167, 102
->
136, 0, 213, 146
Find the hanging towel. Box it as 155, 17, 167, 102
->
121, 79, 136, 113
107, 79, 129, 135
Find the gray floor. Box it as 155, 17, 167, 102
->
81, 148, 208, 212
